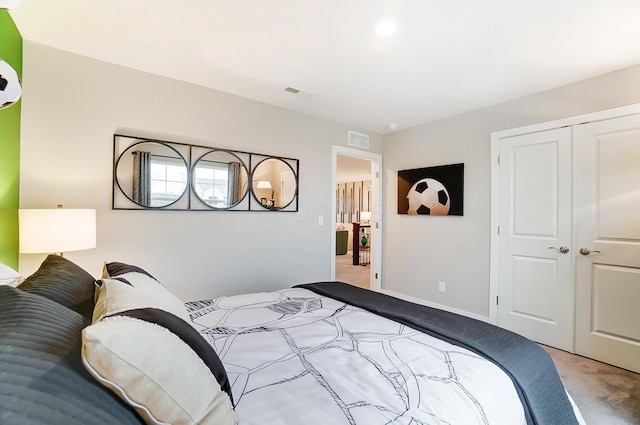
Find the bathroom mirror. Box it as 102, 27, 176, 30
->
192, 150, 249, 209
115, 140, 188, 208
251, 157, 298, 210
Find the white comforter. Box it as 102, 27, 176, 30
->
187, 288, 580, 425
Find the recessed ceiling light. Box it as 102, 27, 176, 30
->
388, 123, 399, 131
375, 21, 396, 37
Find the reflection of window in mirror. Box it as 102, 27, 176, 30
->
149, 155, 188, 207
121, 140, 189, 208
192, 150, 247, 208
193, 161, 231, 208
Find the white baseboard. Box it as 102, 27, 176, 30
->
379, 290, 493, 324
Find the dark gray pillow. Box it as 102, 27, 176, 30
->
18, 254, 96, 317
103, 261, 158, 281
0, 286, 144, 425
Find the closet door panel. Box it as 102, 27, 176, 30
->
497, 127, 574, 351
574, 114, 640, 373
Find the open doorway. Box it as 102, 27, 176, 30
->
331, 146, 382, 291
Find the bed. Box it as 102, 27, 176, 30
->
0, 255, 585, 425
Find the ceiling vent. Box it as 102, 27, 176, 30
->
348, 130, 369, 149
284, 86, 314, 99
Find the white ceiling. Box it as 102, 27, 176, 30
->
337, 155, 372, 183
9, 0, 640, 134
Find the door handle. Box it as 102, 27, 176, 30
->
548, 246, 570, 254
579, 247, 601, 256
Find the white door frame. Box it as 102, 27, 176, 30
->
490, 102, 640, 324
331, 145, 383, 291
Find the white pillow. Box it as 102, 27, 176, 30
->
92, 275, 191, 323
0, 263, 22, 286
83, 265, 235, 425
82, 316, 235, 425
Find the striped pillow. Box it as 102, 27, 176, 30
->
18, 254, 96, 317
0, 286, 144, 425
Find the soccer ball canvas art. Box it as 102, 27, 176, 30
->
397, 163, 464, 216
406, 178, 450, 215
0, 59, 22, 109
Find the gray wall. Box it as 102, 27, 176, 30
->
19, 39, 640, 317
382, 64, 640, 318
18, 41, 382, 301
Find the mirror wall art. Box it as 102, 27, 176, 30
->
112, 134, 299, 212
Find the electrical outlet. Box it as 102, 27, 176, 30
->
438, 281, 446, 293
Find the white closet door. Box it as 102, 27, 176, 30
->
498, 127, 574, 351
574, 114, 640, 373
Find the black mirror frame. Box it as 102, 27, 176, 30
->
112, 134, 299, 212
250, 156, 299, 211
114, 139, 189, 209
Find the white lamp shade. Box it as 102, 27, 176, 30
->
19, 209, 97, 254
256, 180, 272, 189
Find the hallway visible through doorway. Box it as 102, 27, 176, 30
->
332, 145, 382, 292
335, 250, 370, 289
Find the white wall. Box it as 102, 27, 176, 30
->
382, 63, 640, 318
18, 41, 382, 301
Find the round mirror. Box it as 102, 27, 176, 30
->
251, 158, 297, 209
115, 141, 188, 208
192, 150, 249, 209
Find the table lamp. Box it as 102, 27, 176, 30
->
360, 211, 371, 224
19, 207, 96, 256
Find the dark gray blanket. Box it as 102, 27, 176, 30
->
296, 282, 579, 425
